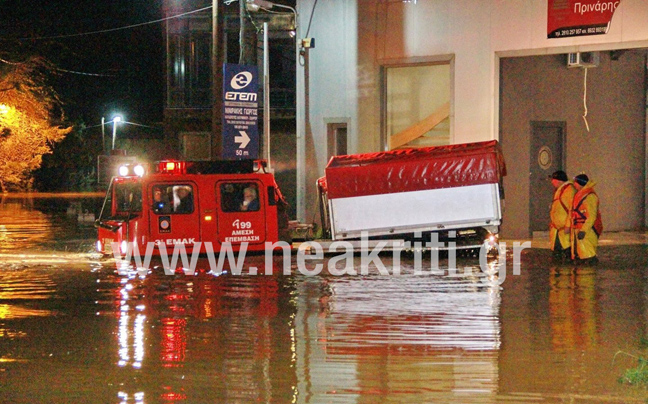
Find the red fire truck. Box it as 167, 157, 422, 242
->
95, 159, 290, 256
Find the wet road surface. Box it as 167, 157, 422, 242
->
1, 195, 647, 403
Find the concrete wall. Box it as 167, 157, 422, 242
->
296, 0, 648, 230
500, 50, 646, 238
296, 0, 358, 222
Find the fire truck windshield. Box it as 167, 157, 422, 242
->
115, 182, 142, 214
99, 181, 142, 222
95, 180, 142, 230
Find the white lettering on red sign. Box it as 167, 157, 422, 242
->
154, 238, 196, 246
574, 1, 619, 15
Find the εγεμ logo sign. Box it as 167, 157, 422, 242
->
231, 72, 253, 89
222, 64, 259, 160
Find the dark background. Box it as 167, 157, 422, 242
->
0, 0, 166, 190
0, 0, 164, 128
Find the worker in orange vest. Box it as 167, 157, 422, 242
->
549, 170, 575, 261
571, 174, 602, 264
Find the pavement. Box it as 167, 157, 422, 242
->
505, 230, 648, 249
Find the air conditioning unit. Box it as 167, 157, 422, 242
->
567, 52, 600, 68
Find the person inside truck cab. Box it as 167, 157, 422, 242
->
152, 187, 171, 214
239, 187, 259, 212
173, 186, 194, 213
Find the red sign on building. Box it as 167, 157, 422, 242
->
548, 0, 621, 38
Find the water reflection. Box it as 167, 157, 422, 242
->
0, 194, 100, 254
103, 258, 298, 403
293, 260, 501, 404
549, 265, 599, 351
0, 197, 55, 251
0, 199, 647, 403
499, 248, 648, 402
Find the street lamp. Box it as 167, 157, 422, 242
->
111, 115, 122, 150
246, 0, 296, 17
245, 0, 298, 170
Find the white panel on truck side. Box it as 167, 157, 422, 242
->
329, 183, 501, 240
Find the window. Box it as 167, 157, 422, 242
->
181, 132, 211, 160
385, 62, 451, 149
220, 182, 260, 213
114, 182, 142, 215
166, 16, 212, 108
152, 184, 194, 214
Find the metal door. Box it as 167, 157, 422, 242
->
529, 121, 565, 233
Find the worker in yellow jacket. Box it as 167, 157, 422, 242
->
549, 170, 575, 261
571, 174, 602, 263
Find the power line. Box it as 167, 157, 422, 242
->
14, 6, 212, 41
0, 56, 118, 77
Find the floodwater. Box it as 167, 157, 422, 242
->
1, 195, 647, 403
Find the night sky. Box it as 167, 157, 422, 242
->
0, 0, 165, 128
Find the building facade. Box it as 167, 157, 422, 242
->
295, 0, 648, 238
163, 0, 296, 160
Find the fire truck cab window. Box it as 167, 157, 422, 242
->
114, 183, 142, 214
152, 184, 194, 214
220, 182, 260, 212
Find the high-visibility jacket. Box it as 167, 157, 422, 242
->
571, 181, 601, 260
550, 181, 575, 251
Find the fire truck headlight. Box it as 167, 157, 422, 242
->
119, 165, 129, 176
120, 240, 128, 254
96, 240, 102, 252
133, 164, 145, 177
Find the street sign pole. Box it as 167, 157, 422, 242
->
263, 22, 271, 170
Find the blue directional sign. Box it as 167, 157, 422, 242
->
222, 64, 259, 160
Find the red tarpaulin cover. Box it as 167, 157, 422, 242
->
323, 140, 506, 199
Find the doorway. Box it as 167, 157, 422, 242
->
529, 121, 565, 233
327, 122, 348, 160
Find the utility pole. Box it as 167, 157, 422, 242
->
212, 0, 225, 159
239, 0, 258, 65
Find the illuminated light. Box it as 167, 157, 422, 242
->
118, 165, 129, 176
204, 215, 212, 222
158, 160, 186, 174
96, 240, 102, 252
120, 240, 128, 254
133, 164, 145, 177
